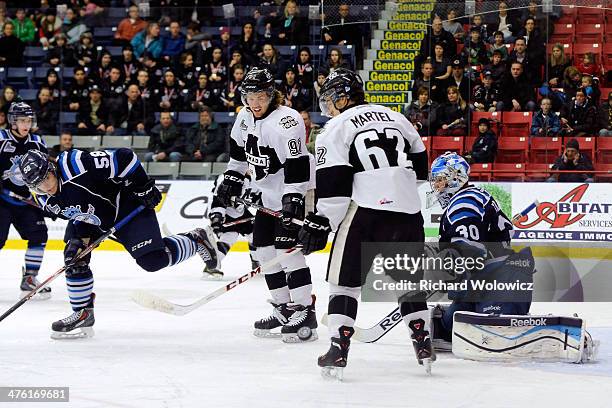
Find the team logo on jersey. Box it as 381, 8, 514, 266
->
3, 142, 15, 153
61, 204, 101, 226
279, 116, 298, 129
47, 204, 61, 214
240, 119, 248, 131
7, 157, 25, 186
245, 134, 270, 180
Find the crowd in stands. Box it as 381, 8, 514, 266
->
407, 2, 612, 181
0, 1, 368, 163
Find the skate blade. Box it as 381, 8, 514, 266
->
21, 290, 52, 301
253, 328, 282, 339
201, 272, 224, 281
50, 327, 94, 340
321, 366, 344, 381
282, 329, 318, 343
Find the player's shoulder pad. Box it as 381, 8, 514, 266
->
29, 133, 46, 146
445, 186, 491, 224
56, 149, 88, 180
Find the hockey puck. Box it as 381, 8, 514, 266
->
297, 326, 312, 340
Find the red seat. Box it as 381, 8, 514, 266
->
597, 137, 612, 163
576, 24, 604, 44
603, 43, 612, 70
525, 163, 554, 181
469, 163, 493, 182
431, 136, 465, 158
599, 87, 612, 103
550, 23, 575, 44
565, 136, 596, 162
559, 6, 577, 24
470, 111, 501, 136
421, 136, 432, 163
501, 112, 532, 138
492, 163, 526, 182
497, 136, 529, 163
594, 163, 612, 181
573, 43, 603, 64
530, 137, 563, 163
577, 5, 604, 24
464, 135, 478, 153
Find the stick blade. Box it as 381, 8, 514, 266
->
130, 290, 187, 315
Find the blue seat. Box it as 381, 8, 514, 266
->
94, 27, 115, 38
309, 112, 329, 126
19, 89, 38, 101
6, 67, 33, 87
107, 7, 127, 18
177, 112, 199, 124
60, 112, 77, 124
24, 47, 46, 65
215, 112, 237, 124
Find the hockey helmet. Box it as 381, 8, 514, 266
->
318, 68, 364, 117
8, 102, 37, 130
19, 150, 56, 195
427, 152, 470, 209
240, 67, 275, 108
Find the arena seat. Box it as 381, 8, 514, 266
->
596, 137, 612, 163
469, 163, 493, 182
101, 136, 132, 149
147, 162, 180, 180
501, 112, 532, 138
525, 163, 554, 181
491, 163, 525, 182
565, 136, 596, 161
470, 111, 501, 136
530, 137, 563, 164
497, 137, 529, 163
594, 163, 612, 181
431, 136, 465, 158
179, 162, 213, 180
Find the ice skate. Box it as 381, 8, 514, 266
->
20, 269, 51, 301
201, 265, 224, 280
253, 300, 293, 338
408, 317, 436, 374
179, 227, 218, 269
319, 326, 354, 381
281, 297, 318, 343
51, 308, 95, 339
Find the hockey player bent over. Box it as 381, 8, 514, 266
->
0, 103, 51, 300
215, 67, 317, 343
19, 148, 217, 339
297, 69, 433, 379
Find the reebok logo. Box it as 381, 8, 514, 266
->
510, 317, 548, 327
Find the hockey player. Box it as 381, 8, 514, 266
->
0, 103, 51, 300
215, 67, 317, 343
18, 148, 218, 339
204, 173, 260, 279
297, 68, 433, 379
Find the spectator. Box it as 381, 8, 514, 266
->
598, 91, 612, 136
61, 8, 88, 45
74, 31, 97, 70
76, 85, 113, 135
136, 69, 154, 108
472, 71, 501, 112
49, 132, 74, 159
155, 69, 183, 112
10, 8, 35, 44
405, 86, 439, 137
499, 62, 537, 112
301, 111, 321, 154
114, 5, 147, 46
66, 66, 94, 111
521, 0, 551, 39
431, 44, 452, 81
576, 52, 602, 78
483, 50, 506, 82
79, 0, 105, 27
194, 33, 215, 67
234, 22, 260, 66
0, 110, 7, 129
549, 138, 594, 182
102, 66, 127, 120
117, 44, 141, 85
132, 22, 163, 60
141, 52, 164, 85
38, 9, 61, 49
46, 33, 75, 67
314, 70, 328, 103
222, 64, 244, 112
487, 1, 518, 43
581, 75, 601, 106
465, 118, 498, 164
517, 18, 545, 84
0, 8, 7, 33
293, 47, 314, 88
562, 66, 583, 100
462, 27, 489, 67
162, 20, 186, 65
204, 47, 228, 90
177, 52, 198, 89
217, 27, 233, 52
229, 50, 248, 74
43, 68, 65, 100
443, 9, 465, 42
436, 85, 469, 135
277, 0, 307, 45
470, 14, 489, 40
411, 60, 440, 102
93, 50, 113, 84
321, 47, 350, 74
417, 16, 456, 66
0, 86, 17, 113
32, 87, 59, 135
0, 22, 25, 67
188, 72, 223, 112
507, 37, 535, 84
259, 43, 283, 79
531, 98, 561, 137
488, 31, 509, 61
280, 66, 312, 112
322, 3, 363, 47
441, 59, 470, 103
147, 112, 184, 163
547, 44, 571, 87
115, 84, 155, 136
560, 88, 598, 137
185, 106, 226, 162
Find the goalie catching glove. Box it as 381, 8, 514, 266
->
298, 213, 331, 255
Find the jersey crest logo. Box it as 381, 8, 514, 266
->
279, 116, 298, 129
245, 134, 270, 181
3, 142, 15, 153
7, 157, 25, 186
62, 204, 101, 226
240, 119, 248, 131
47, 204, 61, 214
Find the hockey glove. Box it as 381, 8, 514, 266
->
217, 170, 244, 208
209, 212, 224, 235
298, 213, 331, 255
281, 193, 305, 230
133, 179, 162, 209
64, 238, 91, 267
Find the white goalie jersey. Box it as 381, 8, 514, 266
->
314, 104, 427, 230
227, 105, 312, 211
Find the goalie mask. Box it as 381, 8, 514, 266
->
427, 152, 470, 209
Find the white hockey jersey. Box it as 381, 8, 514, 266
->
227, 105, 312, 211
315, 104, 427, 230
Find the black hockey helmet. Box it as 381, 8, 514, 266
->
8, 101, 37, 130
19, 150, 56, 195
318, 68, 365, 117
240, 67, 275, 107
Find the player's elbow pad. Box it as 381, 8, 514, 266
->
411, 150, 429, 180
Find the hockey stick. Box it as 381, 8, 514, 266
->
321, 200, 542, 343
161, 217, 254, 237
0, 205, 145, 324
233, 197, 304, 227
131, 245, 303, 315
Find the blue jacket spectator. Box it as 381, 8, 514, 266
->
131, 22, 163, 60
531, 98, 561, 137
161, 21, 186, 60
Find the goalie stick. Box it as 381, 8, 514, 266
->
131, 246, 303, 315
320, 200, 542, 343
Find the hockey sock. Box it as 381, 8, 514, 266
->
264, 271, 291, 304
286, 267, 313, 307
24, 243, 46, 275
163, 235, 198, 266
66, 271, 94, 311
328, 284, 360, 339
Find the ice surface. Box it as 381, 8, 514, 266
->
0, 249, 611, 408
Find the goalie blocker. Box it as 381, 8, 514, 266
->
451, 311, 598, 363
